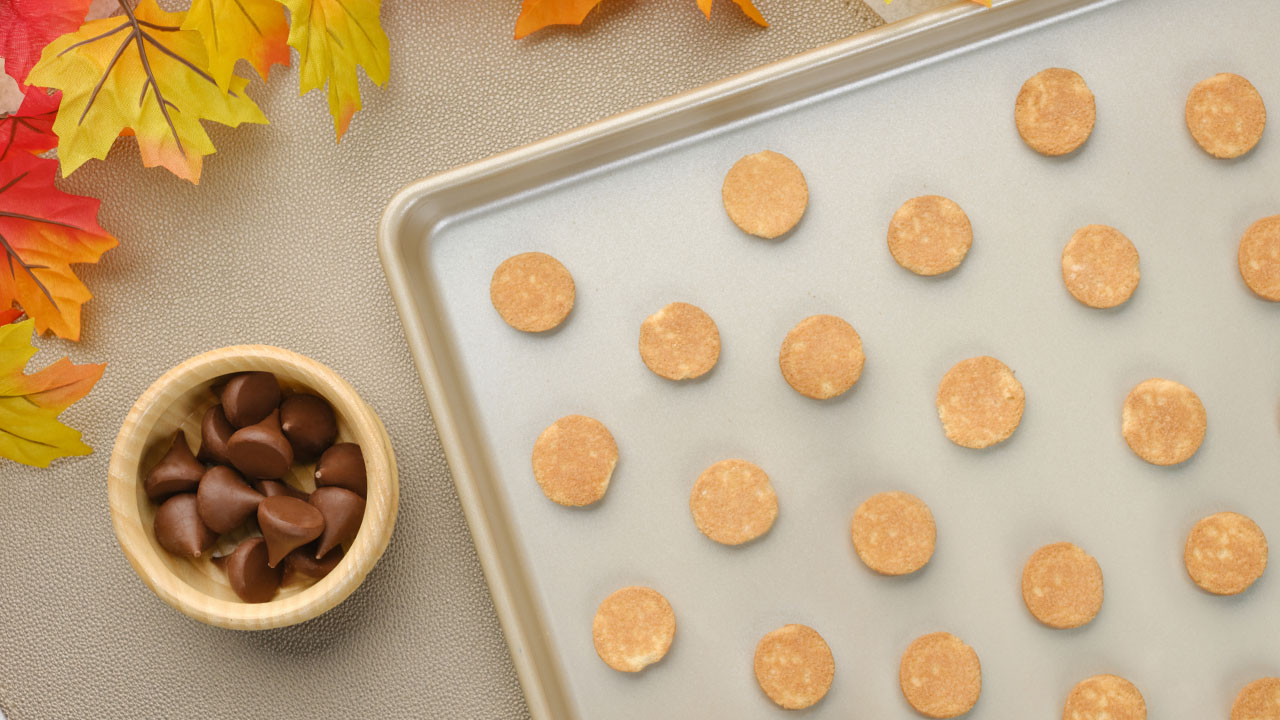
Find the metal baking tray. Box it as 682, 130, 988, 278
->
378, 0, 1280, 716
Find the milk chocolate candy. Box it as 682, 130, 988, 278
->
221, 372, 281, 428
314, 443, 366, 498
224, 537, 281, 603
196, 466, 265, 534
197, 404, 235, 466
257, 496, 325, 568
144, 431, 205, 501
280, 394, 338, 461
154, 494, 217, 558
309, 487, 365, 558
227, 409, 294, 479
285, 541, 344, 580
254, 480, 309, 501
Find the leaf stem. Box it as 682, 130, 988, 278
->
0, 232, 58, 310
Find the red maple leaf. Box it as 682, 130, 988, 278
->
0, 85, 59, 161
0, 0, 95, 87
0, 152, 116, 340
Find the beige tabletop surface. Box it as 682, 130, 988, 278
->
0, 0, 889, 717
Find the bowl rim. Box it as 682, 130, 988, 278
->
107, 344, 398, 630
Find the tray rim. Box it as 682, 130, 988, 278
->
376, 0, 1120, 716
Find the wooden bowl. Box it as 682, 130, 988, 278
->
108, 345, 398, 630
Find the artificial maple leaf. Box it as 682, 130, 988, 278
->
0, 308, 23, 325
517, 0, 766, 37
26, 0, 268, 183
0, 0, 95, 87
276, 0, 389, 140
514, 0, 603, 40
694, 0, 767, 27
0, 153, 117, 341
0, 318, 103, 467
182, 0, 291, 89
0, 84, 60, 162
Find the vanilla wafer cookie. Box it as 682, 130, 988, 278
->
899, 632, 982, 718
1015, 68, 1096, 156
592, 586, 675, 672
754, 624, 835, 710
1186, 73, 1266, 159
851, 491, 936, 575
1021, 542, 1104, 629
1121, 378, 1206, 466
531, 415, 618, 506
779, 314, 865, 400
490, 251, 575, 332
722, 150, 808, 239
1184, 511, 1268, 596
690, 459, 778, 546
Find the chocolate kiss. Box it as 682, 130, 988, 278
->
309, 487, 365, 558
224, 537, 281, 603
254, 480, 309, 501
144, 431, 204, 502
285, 541, 344, 581
196, 466, 265, 534
280, 394, 338, 461
221, 372, 281, 428
197, 405, 235, 465
257, 496, 325, 568
153, 494, 217, 558
227, 409, 294, 479
314, 443, 367, 498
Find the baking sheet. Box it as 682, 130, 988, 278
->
379, 0, 1280, 717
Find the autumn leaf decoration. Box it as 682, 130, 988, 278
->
516, 0, 768, 39
0, 152, 118, 341
27, 0, 269, 183
0, 318, 104, 467
277, 0, 389, 140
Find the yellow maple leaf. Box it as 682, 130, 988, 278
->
0, 318, 104, 467
276, 0, 389, 141
695, 0, 768, 27
26, 0, 268, 183
182, 0, 292, 89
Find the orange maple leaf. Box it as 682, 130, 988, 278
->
695, 0, 767, 26
0, 153, 117, 340
516, 0, 766, 39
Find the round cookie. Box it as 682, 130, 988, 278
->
1062, 224, 1140, 309
592, 586, 676, 672
887, 195, 973, 276
1239, 215, 1280, 302
1015, 68, 1096, 156
851, 491, 936, 576
1121, 378, 1206, 466
1063, 674, 1146, 720
530, 415, 618, 507
1184, 511, 1268, 596
690, 459, 778, 546
1186, 73, 1266, 159
490, 252, 575, 332
639, 302, 721, 380
1021, 541, 1104, 629
721, 150, 808, 239
754, 624, 835, 710
1232, 678, 1280, 720
779, 314, 865, 400
899, 632, 982, 718
936, 356, 1025, 449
